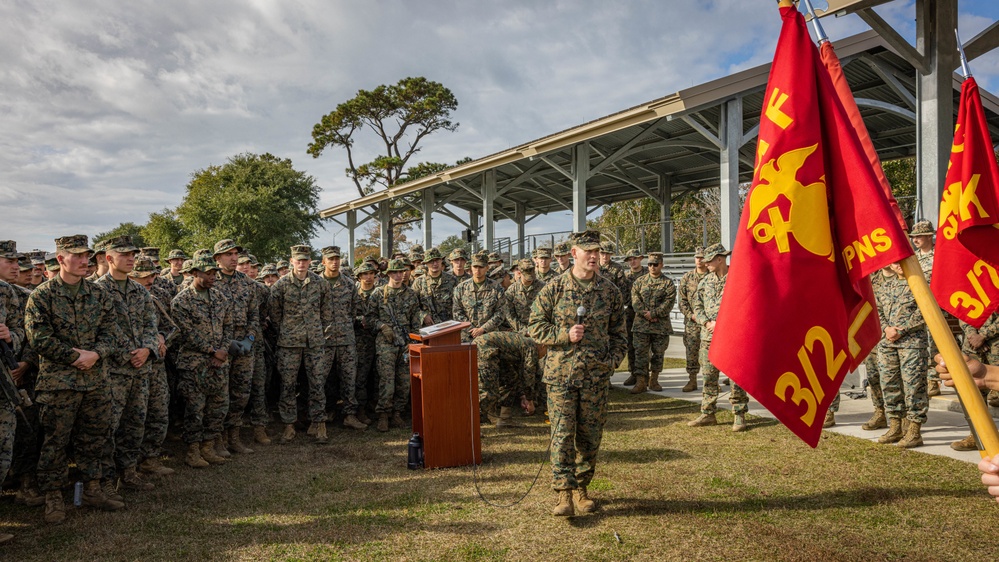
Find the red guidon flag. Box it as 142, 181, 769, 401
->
930, 76, 999, 328
709, 6, 913, 447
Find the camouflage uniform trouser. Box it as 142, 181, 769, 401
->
699, 339, 748, 415
325, 344, 358, 416
863, 351, 884, 410
0, 402, 14, 485
355, 333, 376, 412
35, 386, 112, 492
632, 331, 669, 379
547, 376, 609, 491
140, 363, 169, 460
276, 346, 329, 424
248, 344, 270, 427
102, 370, 150, 476
878, 346, 928, 424
476, 332, 539, 413
374, 342, 410, 415
224, 350, 254, 429
927, 335, 939, 382
626, 308, 638, 377
177, 367, 229, 444
684, 321, 701, 377
11, 390, 40, 478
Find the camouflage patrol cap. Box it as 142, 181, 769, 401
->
517, 258, 535, 272
647, 252, 664, 265
247, 254, 260, 266
213, 239, 243, 255
180, 259, 194, 273
694, 246, 705, 258
449, 248, 469, 261
599, 240, 616, 254
237, 253, 252, 264
386, 258, 408, 272
193, 249, 213, 260
355, 261, 378, 275
190, 256, 221, 273
167, 249, 189, 261
487, 252, 502, 263
534, 247, 552, 259
0, 240, 17, 259
487, 265, 507, 280
321, 246, 341, 258
553, 241, 571, 256
92, 240, 108, 255
17, 255, 32, 271
424, 247, 443, 261
702, 243, 731, 262
259, 264, 279, 277
470, 252, 489, 267
409, 244, 424, 255
130, 256, 158, 277
391, 248, 406, 259
44, 253, 60, 272
276, 259, 289, 269
401, 257, 414, 269
570, 230, 602, 251
105, 235, 139, 254
909, 220, 934, 237
139, 247, 160, 259
625, 248, 644, 259
410, 252, 424, 262
290, 245, 312, 260
55, 234, 93, 254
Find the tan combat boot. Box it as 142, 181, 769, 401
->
228, 427, 255, 454
82, 480, 125, 511
15, 474, 45, 507
988, 389, 999, 407
877, 418, 904, 444
201, 440, 227, 464
681, 374, 697, 392
281, 424, 296, 443
356, 410, 372, 425
552, 490, 574, 517
951, 434, 978, 451
186, 443, 209, 468
315, 422, 329, 443
376, 414, 390, 432
687, 413, 717, 427
648, 371, 663, 392
732, 413, 747, 432
621, 374, 637, 386
343, 414, 368, 430
823, 410, 836, 428
214, 435, 231, 458
122, 466, 155, 491
629, 376, 647, 394
306, 422, 318, 437
44, 490, 65, 524
139, 457, 175, 476
392, 412, 407, 429
574, 487, 597, 513
861, 408, 887, 430
103, 479, 124, 502
896, 421, 923, 448
927, 379, 941, 397
495, 406, 521, 428
253, 426, 271, 445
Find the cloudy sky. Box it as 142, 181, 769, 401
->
2, 0, 998, 252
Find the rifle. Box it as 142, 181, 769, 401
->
382, 290, 409, 348
423, 284, 441, 324
0, 339, 33, 423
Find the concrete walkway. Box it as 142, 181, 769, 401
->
613, 336, 998, 464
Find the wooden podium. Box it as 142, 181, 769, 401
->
409, 322, 482, 469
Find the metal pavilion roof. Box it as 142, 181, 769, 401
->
319, 30, 999, 228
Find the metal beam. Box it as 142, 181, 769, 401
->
680, 115, 723, 149
516, 202, 526, 259
855, 98, 916, 121
660, 174, 673, 253
469, 210, 480, 253
862, 55, 917, 109
539, 155, 573, 181
422, 187, 434, 250
572, 143, 590, 233
378, 201, 391, 257
964, 21, 999, 63
857, 8, 929, 73
346, 209, 357, 265
496, 160, 547, 198
437, 205, 469, 228
483, 170, 496, 252
719, 98, 742, 249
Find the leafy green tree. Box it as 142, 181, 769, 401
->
882, 157, 917, 226
94, 222, 146, 248
174, 152, 323, 263
140, 209, 190, 253
436, 235, 467, 257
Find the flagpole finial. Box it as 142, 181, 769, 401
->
801, 0, 829, 44
956, 29, 972, 78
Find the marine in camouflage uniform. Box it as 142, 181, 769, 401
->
529, 230, 627, 516
411, 248, 458, 324
319, 246, 366, 430
677, 247, 707, 392
689, 244, 749, 429
353, 262, 380, 423
909, 220, 940, 393
629, 252, 676, 393
620, 248, 647, 386
0, 242, 25, 508
553, 241, 572, 275
365, 259, 426, 431
94, 236, 161, 490
171, 257, 234, 465
270, 246, 333, 442
212, 239, 260, 453
859, 270, 890, 431
248, 272, 273, 442
26, 235, 124, 521
452, 252, 507, 343
875, 263, 928, 447
533, 247, 558, 283
449, 248, 471, 282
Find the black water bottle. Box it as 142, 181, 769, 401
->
407, 432, 424, 469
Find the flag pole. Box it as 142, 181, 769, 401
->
956, 29, 972, 79
801, 0, 829, 44
899, 258, 999, 457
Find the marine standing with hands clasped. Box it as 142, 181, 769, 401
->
629, 252, 676, 393
677, 247, 707, 393
529, 230, 627, 517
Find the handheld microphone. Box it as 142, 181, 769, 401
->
576, 305, 586, 326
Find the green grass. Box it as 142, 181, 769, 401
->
2, 389, 996, 561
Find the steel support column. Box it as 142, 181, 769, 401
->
658, 174, 673, 253
469, 210, 480, 253
347, 209, 357, 265
483, 170, 496, 252
572, 143, 590, 233
719, 97, 743, 249
422, 187, 435, 250
516, 202, 526, 259
379, 201, 391, 257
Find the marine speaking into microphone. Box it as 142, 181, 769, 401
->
527, 230, 628, 517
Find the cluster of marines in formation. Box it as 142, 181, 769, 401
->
2, 218, 989, 535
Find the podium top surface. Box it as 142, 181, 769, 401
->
411, 321, 470, 345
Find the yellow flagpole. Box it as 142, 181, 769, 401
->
900, 255, 999, 457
